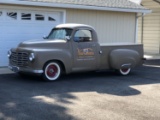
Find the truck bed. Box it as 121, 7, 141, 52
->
99, 44, 143, 69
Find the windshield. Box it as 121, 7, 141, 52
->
47, 28, 73, 40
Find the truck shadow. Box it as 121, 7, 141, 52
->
1, 61, 160, 97
59, 66, 160, 96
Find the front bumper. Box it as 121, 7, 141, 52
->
8, 65, 43, 74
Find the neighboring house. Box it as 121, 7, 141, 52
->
0, 0, 150, 66
138, 0, 160, 55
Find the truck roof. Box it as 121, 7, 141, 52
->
55, 23, 94, 29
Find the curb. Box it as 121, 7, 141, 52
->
144, 54, 160, 60
0, 67, 13, 75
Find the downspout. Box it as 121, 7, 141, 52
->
135, 13, 138, 43
136, 13, 145, 44
159, 13, 160, 54
141, 13, 144, 44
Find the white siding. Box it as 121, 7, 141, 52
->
138, 0, 160, 54
66, 9, 136, 44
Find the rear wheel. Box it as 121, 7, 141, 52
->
43, 62, 61, 81
118, 68, 131, 75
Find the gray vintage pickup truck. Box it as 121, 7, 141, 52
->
8, 24, 144, 81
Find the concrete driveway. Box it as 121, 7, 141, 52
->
0, 60, 160, 120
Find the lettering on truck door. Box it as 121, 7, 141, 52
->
72, 29, 97, 71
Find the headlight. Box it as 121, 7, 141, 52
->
29, 53, 35, 61
7, 50, 12, 58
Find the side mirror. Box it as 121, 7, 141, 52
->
65, 36, 70, 41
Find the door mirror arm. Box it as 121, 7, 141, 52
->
43, 35, 48, 39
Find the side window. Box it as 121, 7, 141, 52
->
35, 14, 44, 21
7, 12, 17, 20
0, 11, 3, 20
0, 11, 2, 20
21, 13, 31, 20
48, 16, 56, 21
74, 30, 92, 42
0, 11, 2, 16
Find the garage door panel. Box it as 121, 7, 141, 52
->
0, 41, 17, 66
3, 27, 54, 42
0, 41, 13, 47
0, 53, 8, 66
3, 24, 58, 34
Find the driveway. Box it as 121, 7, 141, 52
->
0, 60, 160, 120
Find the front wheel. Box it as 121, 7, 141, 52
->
43, 62, 61, 81
118, 68, 131, 76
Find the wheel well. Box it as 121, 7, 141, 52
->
43, 60, 66, 73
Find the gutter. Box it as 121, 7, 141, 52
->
0, 0, 152, 14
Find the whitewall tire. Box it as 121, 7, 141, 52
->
43, 62, 61, 81
119, 68, 131, 76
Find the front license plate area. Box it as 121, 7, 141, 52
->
12, 66, 19, 73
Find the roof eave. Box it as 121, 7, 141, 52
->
0, 0, 151, 14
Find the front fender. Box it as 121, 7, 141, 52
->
32, 49, 72, 73
109, 49, 141, 69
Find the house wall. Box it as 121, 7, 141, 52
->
66, 9, 136, 45
138, 0, 160, 54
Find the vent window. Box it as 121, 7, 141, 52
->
35, 14, 44, 21
7, 12, 17, 20
48, 16, 56, 21
21, 13, 31, 20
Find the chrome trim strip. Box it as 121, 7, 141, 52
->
121, 63, 132, 68
8, 65, 43, 74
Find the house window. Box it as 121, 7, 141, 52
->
7, 12, 17, 20
21, 13, 31, 20
35, 14, 44, 21
0, 11, 2, 16
48, 16, 56, 21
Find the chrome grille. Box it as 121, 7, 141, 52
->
10, 51, 29, 67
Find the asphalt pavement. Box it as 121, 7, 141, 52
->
0, 60, 160, 120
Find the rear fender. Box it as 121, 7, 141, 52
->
109, 49, 140, 69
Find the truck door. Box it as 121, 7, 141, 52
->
72, 29, 98, 71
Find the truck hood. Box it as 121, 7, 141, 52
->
18, 39, 67, 49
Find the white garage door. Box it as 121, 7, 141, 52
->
0, 9, 64, 66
